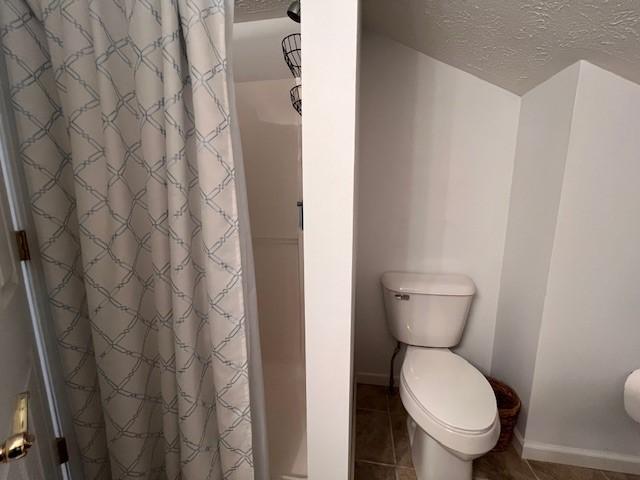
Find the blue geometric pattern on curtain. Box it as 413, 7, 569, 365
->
0, 0, 254, 478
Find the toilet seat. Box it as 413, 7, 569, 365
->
400, 346, 500, 456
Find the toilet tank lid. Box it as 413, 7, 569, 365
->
381, 272, 476, 296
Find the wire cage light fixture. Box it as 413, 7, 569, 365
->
282, 33, 301, 79
290, 85, 301, 115
282, 33, 302, 115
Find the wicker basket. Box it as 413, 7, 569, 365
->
486, 376, 521, 452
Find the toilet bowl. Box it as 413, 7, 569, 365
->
400, 347, 500, 479
381, 272, 500, 480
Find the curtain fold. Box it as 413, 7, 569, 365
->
221, 1, 270, 478
0, 1, 263, 478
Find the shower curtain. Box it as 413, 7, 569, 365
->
0, 0, 267, 479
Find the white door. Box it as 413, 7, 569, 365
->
0, 169, 64, 479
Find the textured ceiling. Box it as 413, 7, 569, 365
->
235, 0, 289, 23
364, 0, 640, 94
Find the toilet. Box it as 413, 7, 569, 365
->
381, 271, 500, 480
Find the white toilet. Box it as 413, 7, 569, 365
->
381, 271, 500, 480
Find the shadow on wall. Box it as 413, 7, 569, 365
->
354, 31, 521, 383
355, 31, 452, 382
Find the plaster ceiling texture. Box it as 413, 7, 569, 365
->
235, 0, 290, 22
364, 0, 640, 94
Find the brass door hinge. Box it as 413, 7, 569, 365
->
0, 392, 34, 464
55, 437, 68, 464
15, 230, 30, 261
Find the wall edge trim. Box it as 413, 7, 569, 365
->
522, 438, 640, 475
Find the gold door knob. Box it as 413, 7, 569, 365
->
0, 392, 34, 463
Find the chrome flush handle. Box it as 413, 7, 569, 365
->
394, 293, 410, 301
0, 392, 34, 463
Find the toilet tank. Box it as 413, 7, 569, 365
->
381, 272, 476, 347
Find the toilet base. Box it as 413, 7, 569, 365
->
407, 417, 475, 480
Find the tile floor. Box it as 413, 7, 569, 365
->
355, 384, 640, 480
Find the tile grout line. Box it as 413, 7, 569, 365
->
389, 408, 401, 480
357, 460, 415, 478
358, 459, 399, 468
388, 391, 417, 480
524, 458, 541, 480
386, 390, 401, 480
524, 457, 613, 480
358, 392, 627, 480
387, 394, 398, 466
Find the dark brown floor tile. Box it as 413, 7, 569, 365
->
396, 467, 417, 480
603, 472, 640, 480
388, 388, 407, 416
356, 409, 395, 464
354, 461, 396, 480
357, 384, 389, 411
391, 414, 413, 467
528, 460, 608, 480
473, 446, 537, 480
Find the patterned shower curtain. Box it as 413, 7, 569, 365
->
0, 0, 262, 478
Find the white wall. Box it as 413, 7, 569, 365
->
236, 79, 300, 242
523, 62, 640, 471
491, 63, 580, 433
302, 1, 360, 479
232, 17, 299, 83
235, 79, 306, 479
356, 27, 640, 471
355, 32, 520, 382
233, 16, 307, 478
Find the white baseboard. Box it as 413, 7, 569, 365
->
355, 371, 398, 386
521, 437, 640, 475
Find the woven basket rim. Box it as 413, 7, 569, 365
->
486, 376, 522, 415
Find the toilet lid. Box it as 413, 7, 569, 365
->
401, 347, 497, 434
